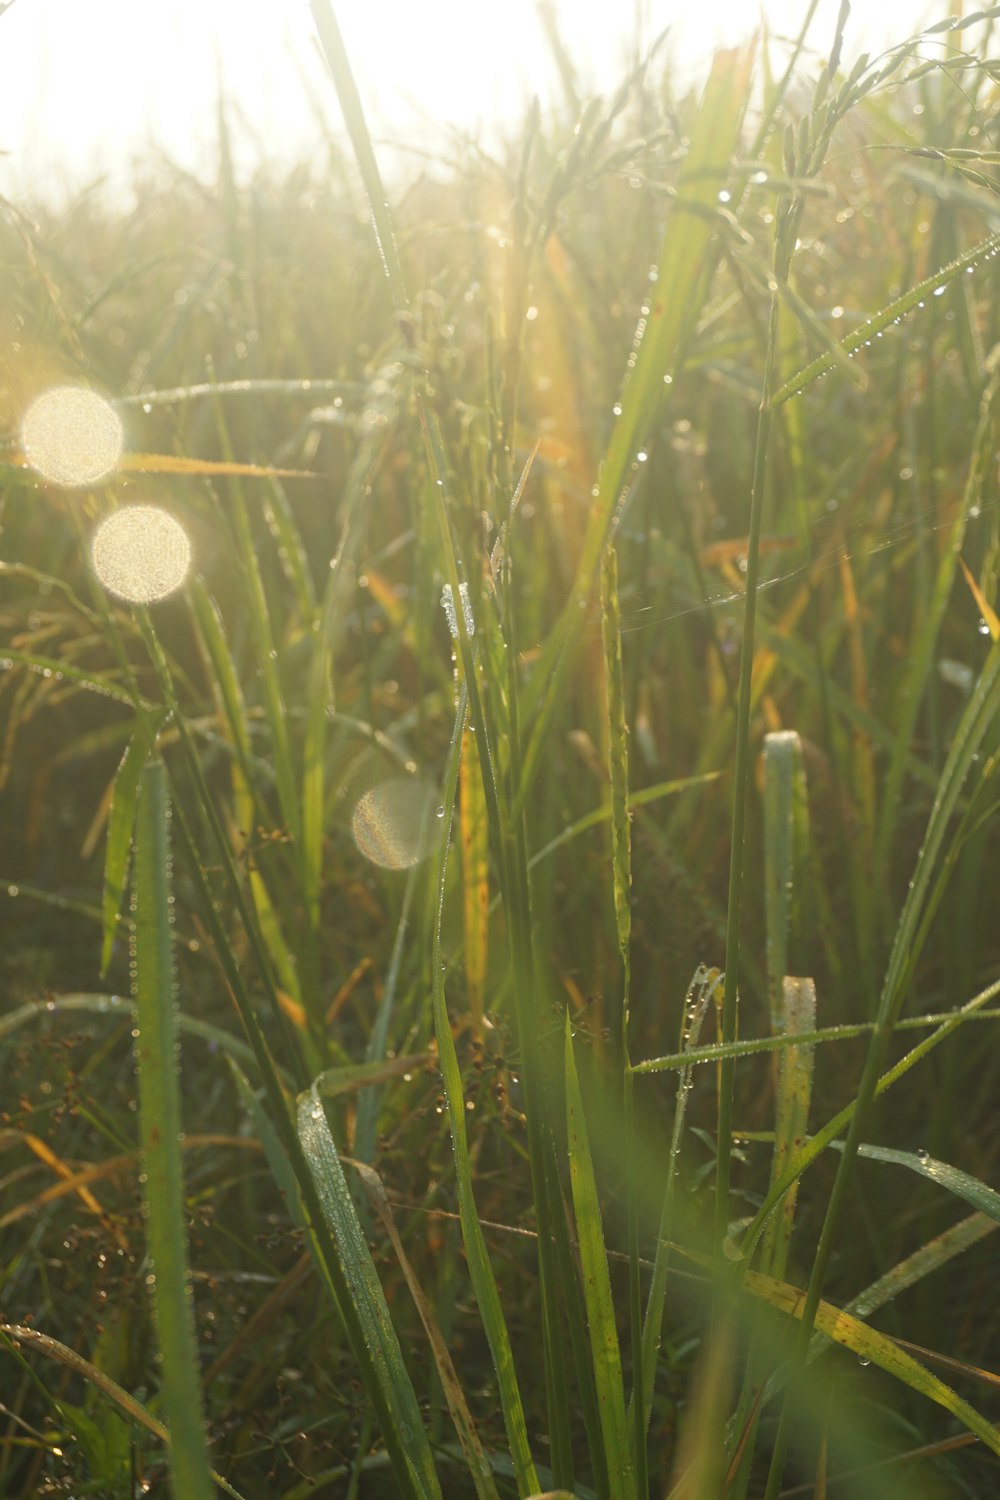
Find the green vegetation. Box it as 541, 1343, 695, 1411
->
3, 2, 1000, 1495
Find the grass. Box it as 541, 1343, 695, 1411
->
3, 3, 1000, 1496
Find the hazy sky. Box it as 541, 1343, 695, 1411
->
0, 0, 940, 199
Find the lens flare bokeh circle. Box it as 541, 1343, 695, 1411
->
91, 505, 191, 604
21, 386, 124, 487
350, 777, 438, 869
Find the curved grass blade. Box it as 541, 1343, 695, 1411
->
742, 1267, 1000, 1457
564, 1014, 634, 1499
132, 758, 214, 1500
0, 1325, 247, 1500
832, 1140, 1000, 1223
769, 231, 1000, 406
297, 1088, 442, 1500
350, 1157, 502, 1500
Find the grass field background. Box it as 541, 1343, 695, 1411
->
2, 3, 1000, 1496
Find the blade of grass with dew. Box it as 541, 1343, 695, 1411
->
297, 1088, 442, 1499
830, 1141, 1000, 1222
563, 1013, 634, 1500
187, 577, 313, 1041
430, 683, 539, 1497
873, 356, 1000, 907
739, 1267, 1000, 1456
100, 719, 164, 976
460, 716, 489, 1033
131, 757, 214, 1500
208, 397, 304, 860
600, 546, 646, 1494
733, 977, 1000, 1265
633, 967, 723, 1439
350, 1158, 502, 1500
0, 1325, 248, 1500
515, 44, 757, 811
769, 232, 1000, 406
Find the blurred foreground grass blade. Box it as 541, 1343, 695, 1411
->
431, 687, 539, 1497
296, 1089, 442, 1500
132, 758, 214, 1500
351, 1159, 502, 1500
100, 722, 162, 975
0, 1325, 247, 1500
742, 1266, 1000, 1455
516, 43, 756, 808
563, 1015, 634, 1499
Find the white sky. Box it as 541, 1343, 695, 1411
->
0, 0, 940, 200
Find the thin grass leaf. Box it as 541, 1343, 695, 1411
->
873, 361, 1000, 903
297, 1088, 442, 1500
741, 1267, 1000, 1456
769, 232, 1000, 405
460, 718, 489, 1032
516, 44, 756, 809
832, 1140, 1000, 1222
100, 723, 163, 975
761, 977, 816, 1279
132, 758, 213, 1500
350, 1158, 502, 1500
563, 1014, 634, 1500
762, 732, 813, 1028
0, 1325, 248, 1500
430, 685, 539, 1497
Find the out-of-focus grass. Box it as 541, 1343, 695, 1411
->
3, 3, 1000, 1495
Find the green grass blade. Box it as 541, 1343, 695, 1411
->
350, 1159, 503, 1500
743, 1266, 1000, 1456
296, 1088, 442, 1500
101, 724, 156, 975
873, 359, 1000, 900
516, 44, 756, 810
132, 758, 214, 1500
564, 1014, 634, 1499
835, 1140, 1000, 1223
761, 977, 816, 1281
431, 687, 539, 1497
769, 231, 1000, 405
762, 731, 813, 1027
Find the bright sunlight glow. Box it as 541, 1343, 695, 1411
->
0, 1, 937, 200
91, 506, 191, 604
21, 388, 123, 488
